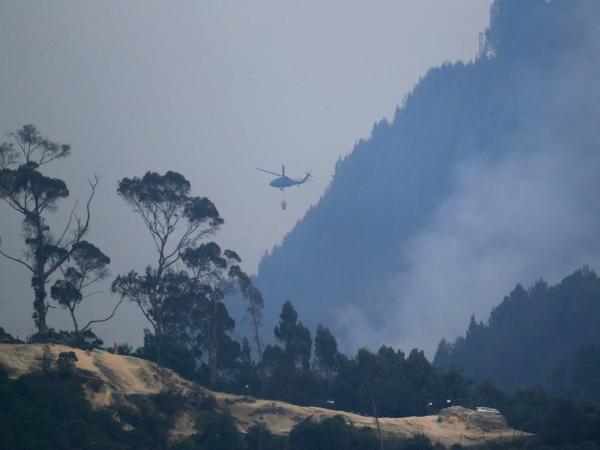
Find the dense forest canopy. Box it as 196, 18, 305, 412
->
434, 266, 600, 401
252, 0, 600, 355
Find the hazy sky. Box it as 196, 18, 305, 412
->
0, 1, 491, 344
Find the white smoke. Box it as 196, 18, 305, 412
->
334, 0, 600, 357
387, 147, 600, 355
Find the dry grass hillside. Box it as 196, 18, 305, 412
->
0, 344, 529, 447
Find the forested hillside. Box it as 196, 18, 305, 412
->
434, 267, 600, 400
253, 0, 600, 352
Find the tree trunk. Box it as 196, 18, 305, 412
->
251, 308, 266, 397
32, 274, 48, 333
156, 321, 163, 365
209, 299, 219, 386
69, 304, 79, 335
154, 261, 165, 364
32, 232, 48, 334
209, 346, 218, 386
32, 206, 48, 334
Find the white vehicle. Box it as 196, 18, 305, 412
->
476, 406, 501, 414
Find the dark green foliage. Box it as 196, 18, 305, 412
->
229, 265, 265, 365
245, 423, 287, 450
314, 324, 339, 378
117, 171, 222, 228
56, 351, 78, 373
505, 390, 600, 446
261, 302, 319, 405
136, 330, 198, 380
287, 419, 444, 450
331, 345, 470, 417
114, 171, 260, 387
113, 171, 224, 369
201, 300, 472, 415
113, 395, 174, 449
456, 380, 600, 448
472, 436, 600, 449
274, 301, 312, 370
0, 363, 8, 382
383, 434, 438, 450
151, 391, 188, 416
570, 345, 600, 401
434, 268, 600, 398
228, 337, 263, 396
29, 328, 104, 350
0, 326, 21, 343
0, 367, 132, 449
196, 394, 218, 411
288, 416, 379, 450
51, 240, 114, 335
107, 342, 133, 355
181, 411, 246, 450
0, 357, 204, 449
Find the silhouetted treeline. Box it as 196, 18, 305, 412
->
113, 297, 600, 447
0, 125, 266, 389
434, 267, 600, 401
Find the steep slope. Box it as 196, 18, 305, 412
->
0, 343, 527, 447
253, 0, 600, 353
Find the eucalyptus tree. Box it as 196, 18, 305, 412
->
113, 171, 264, 383
314, 324, 340, 380
230, 265, 264, 363
274, 301, 312, 370
182, 242, 245, 385
50, 240, 118, 336
0, 125, 99, 332
112, 171, 223, 361
230, 264, 265, 392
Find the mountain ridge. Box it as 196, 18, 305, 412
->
253, 0, 600, 353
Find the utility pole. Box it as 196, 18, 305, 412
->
372, 399, 384, 450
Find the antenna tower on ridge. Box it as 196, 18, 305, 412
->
478, 32, 485, 57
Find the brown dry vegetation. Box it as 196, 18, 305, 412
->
0, 344, 528, 447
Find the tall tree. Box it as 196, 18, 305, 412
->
230, 265, 265, 363
274, 301, 312, 370
112, 171, 222, 361
314, 324, 339, 380
0, 125, 98, 332
182, 242, 244, 385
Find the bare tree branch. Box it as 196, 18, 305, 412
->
81, 290, 102, 300
0, 237, 33, 271
56, 201, 78, 247
81, 298, 124, 332
45, 175, 99, 278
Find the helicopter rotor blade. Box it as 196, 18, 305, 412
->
256, 168, 283, 177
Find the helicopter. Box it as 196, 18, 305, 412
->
256, 165, 311, 190
256, 165, 311, 209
